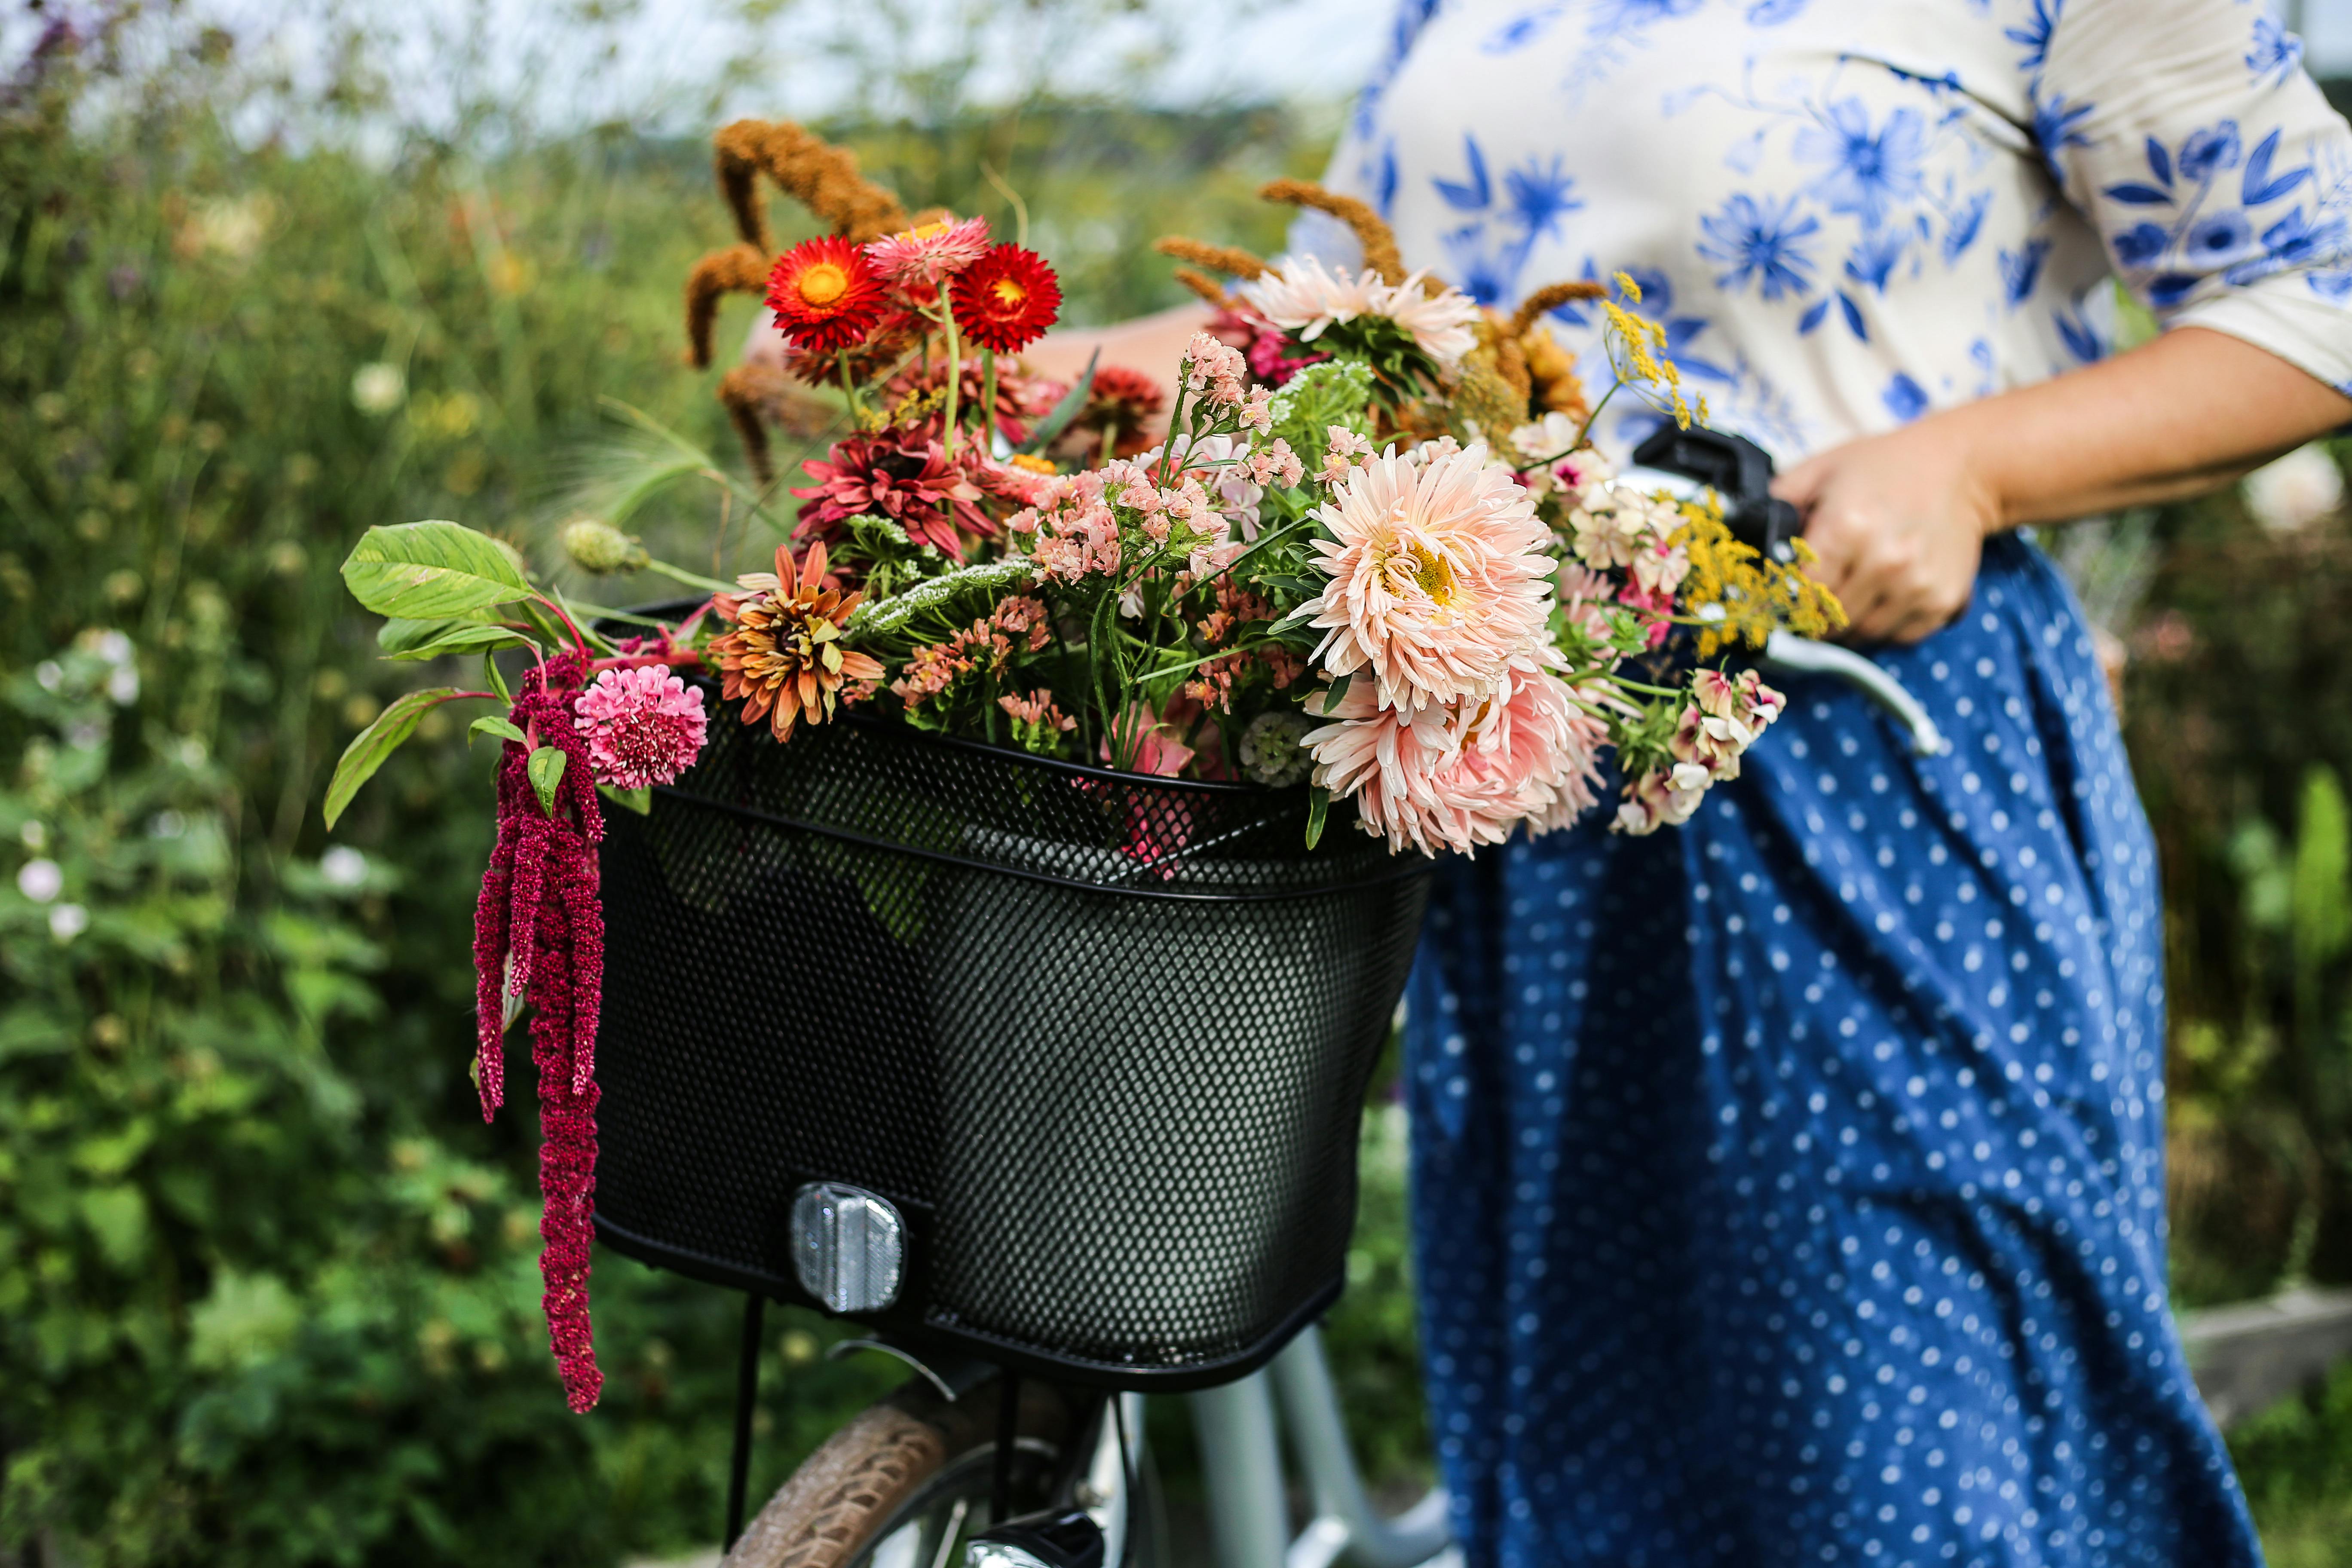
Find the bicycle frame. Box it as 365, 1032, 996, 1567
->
1182, 1325, 1452, 1568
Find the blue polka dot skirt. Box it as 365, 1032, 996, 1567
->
1403, 536, 2263, 1567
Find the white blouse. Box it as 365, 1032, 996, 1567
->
1300, 0, 2352, 461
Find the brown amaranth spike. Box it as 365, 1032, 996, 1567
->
717, 363, 783, 485
1508, 280, 1609, 342
1152, 236, 1270, 282
1258, 178, 1406, 284
1170, 266, 1235, 309
711, 119, 910, 249
685, 243, 772, 369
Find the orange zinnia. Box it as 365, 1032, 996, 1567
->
710, 542, 885, 742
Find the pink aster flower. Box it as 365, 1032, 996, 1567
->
864, 215, 992, 291
1303, 441, 1556, 713
1238, 257, 1381, 343
573, 666, 708, 789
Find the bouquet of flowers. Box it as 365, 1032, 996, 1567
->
326, 120, 1842, 1410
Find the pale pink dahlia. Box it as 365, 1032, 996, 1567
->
864, 216, 992, 289
1300, 683, 1464, 856
1303, 667, 1606, 855
574, 666, 707, 789
1303, 441, 1556, 713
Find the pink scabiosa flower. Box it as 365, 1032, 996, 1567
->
1302, 441, 1556, 713
864, 214, 992, 292
573, 667, 707, 790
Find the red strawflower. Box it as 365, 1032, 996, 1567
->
949, 244, 1062, 354
766, 235, 888, 355
793, 429, 1000, 557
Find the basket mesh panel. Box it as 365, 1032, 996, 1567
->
594, 710, 1429, 1380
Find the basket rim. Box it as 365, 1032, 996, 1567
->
612, 597, 1351, 803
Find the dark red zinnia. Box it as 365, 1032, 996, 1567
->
766, 235, 888, 355
949, 243, 1062, 354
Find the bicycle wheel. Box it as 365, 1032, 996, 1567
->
722, 1375, 1161, 1568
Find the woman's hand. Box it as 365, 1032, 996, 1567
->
1771, 422, 2001, 646
1773, 327, 2352, 646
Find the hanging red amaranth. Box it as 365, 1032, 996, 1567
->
472, 651, 606, 1413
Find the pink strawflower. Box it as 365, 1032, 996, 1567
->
1303, 441, 1556, 713
573, 666, 707, 790
864, 215, 992, 290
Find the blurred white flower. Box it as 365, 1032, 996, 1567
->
2243, 444, 2344, 534
17, 858, 62, 903
92, 630, 133, 666
352, 362, 407, 416
20, 821, 46, 851
105, 666, 140, 705
65, 720, 108, 751
49, 903, 89, 940
148, 811, 186, 840
34, 661, 61, 692
320, 846, 369, 889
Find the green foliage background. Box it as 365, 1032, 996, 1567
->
2, 4, 2350, 1565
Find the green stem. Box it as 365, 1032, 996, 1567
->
1573, 378, 1628, 454
940, 306, 965, 459
979, 349, 998, 455
645, 557, 740, 595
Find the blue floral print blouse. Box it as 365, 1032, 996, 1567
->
1308, 3, 2352, 1566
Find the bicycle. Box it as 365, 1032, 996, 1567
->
712, 1317, 1449, 1568
627, 427, 1940, 1568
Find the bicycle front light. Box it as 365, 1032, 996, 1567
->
965, 1510, 1106, 1568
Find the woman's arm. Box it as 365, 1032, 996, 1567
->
1018, 303, 1215, 398
1773, 328, 2352, 644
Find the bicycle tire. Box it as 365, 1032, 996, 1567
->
722, 1375, 1153, 1568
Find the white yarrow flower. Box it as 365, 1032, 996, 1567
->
17, 858, 62, 903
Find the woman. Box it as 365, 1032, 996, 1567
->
1305, 3, 2352, 1564
1013, 2, 2349, 1558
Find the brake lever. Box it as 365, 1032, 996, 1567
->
1629, 425, 1951, 758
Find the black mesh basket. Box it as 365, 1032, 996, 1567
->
591, 703, 1431, 1390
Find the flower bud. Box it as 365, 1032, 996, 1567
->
560, 518, 648, 576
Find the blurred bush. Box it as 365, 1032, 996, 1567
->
0, 6, 1325, 1564
2119, 461, 2352, 1306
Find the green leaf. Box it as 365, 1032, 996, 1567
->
323, 688, 463, 829
385, 623, 542, 662
527, 745, 567, 816
1305, 785, 1331, 850
483, 650, 513, 704
470, 716, 528, 749
597, 784, 652, 815
340, 521, 533, 619
1017, 347, 1098, 455
378, 615, 486, 654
